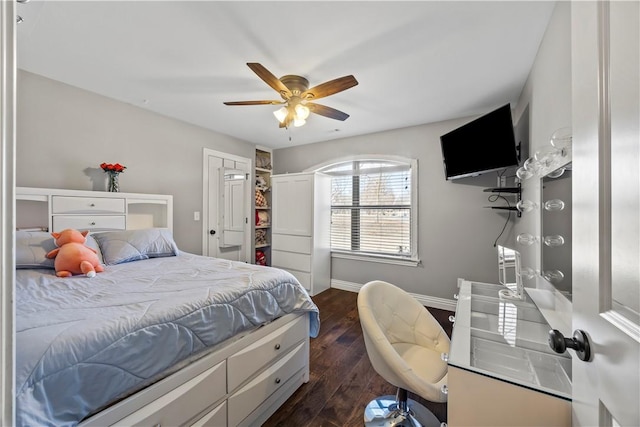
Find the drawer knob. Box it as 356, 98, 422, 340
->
275, 378, 281, 384
90, 203, 95, 207
274, 343, 281, 350
90, 222, 96, 226
440, 384, 448, 396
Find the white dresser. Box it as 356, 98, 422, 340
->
16, 187, 173, 232
271, 172, 331, 296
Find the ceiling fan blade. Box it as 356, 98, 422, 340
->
223, 100, 284, 106
247, 63, 292, 98
302, 75, 358, 100
308, 103, 350, 121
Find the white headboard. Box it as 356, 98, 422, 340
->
16, 187, 173, 233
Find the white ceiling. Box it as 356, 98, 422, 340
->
16, 1, 555, 149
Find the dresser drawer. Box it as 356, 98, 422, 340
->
227, 314, 306, 391
272, 234, 311, 254
285, 269, 311, 291
190, 401, 227, 427
228, 342, 307, 427
53, 215, 126, 231
271, 251, 311, 272
52, 196, 125, 214
116, 360, 226, 427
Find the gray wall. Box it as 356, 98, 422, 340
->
273, 120, 513, 300
16, 70, 255, 254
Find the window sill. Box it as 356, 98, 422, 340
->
331, 251, 421, 267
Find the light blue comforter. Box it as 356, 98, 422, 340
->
15, 253, 319, 427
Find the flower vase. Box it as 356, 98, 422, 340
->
107, 171, 120, 192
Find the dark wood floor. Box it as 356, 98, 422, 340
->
263, 288, 454, 427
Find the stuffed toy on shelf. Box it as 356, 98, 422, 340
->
255, 250, 267, 266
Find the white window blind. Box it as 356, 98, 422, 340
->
323, 160, 413, 258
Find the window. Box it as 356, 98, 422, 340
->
319, 157, 418, 263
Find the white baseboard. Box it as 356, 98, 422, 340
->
331, 279, 457, 312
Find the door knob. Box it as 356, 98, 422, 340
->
209, 229, 216, 235
548, 329, 592, 362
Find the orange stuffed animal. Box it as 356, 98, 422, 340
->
46, 229, 104, 278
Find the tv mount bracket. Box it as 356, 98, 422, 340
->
483, 183, 523, 218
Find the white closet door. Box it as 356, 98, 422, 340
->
272, 174, 313, 236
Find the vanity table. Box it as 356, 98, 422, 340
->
447, 279, 571, 426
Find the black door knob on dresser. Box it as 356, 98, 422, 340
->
548, 329, 592, 362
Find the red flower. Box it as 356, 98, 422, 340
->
100, 162, 127, 173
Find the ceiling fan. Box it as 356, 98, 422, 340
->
224, 63, 358, 128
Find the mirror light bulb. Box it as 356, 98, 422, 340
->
547, 167, 566, 179
544, 235, 565, 247
550, 127, 572, 149
524, 157, 541, 173
516, 200, 538, 213
516, 233, 539, 246
544, 199, 565, 211
542, 270, 565, 283
516, 166, 533, 180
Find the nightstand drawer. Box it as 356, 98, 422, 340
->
53, 215, 126, 231
52, 196, 125, 214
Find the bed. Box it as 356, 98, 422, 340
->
15, 228, 320, 427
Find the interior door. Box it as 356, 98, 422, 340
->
571, 2, 639, 426
202, 149, 250, 262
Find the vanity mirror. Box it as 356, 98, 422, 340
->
541, 163, 572, 299
497, 245, 524, 299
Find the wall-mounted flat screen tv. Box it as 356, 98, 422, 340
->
440, 103, 519, 180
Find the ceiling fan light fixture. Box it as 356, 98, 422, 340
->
273, 106, 288, 123
294, 104, 310, 120
224, 63, 358, 129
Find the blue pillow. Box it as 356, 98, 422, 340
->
92, 228, 179, 265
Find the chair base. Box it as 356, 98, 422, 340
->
364, 395, 441, 427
